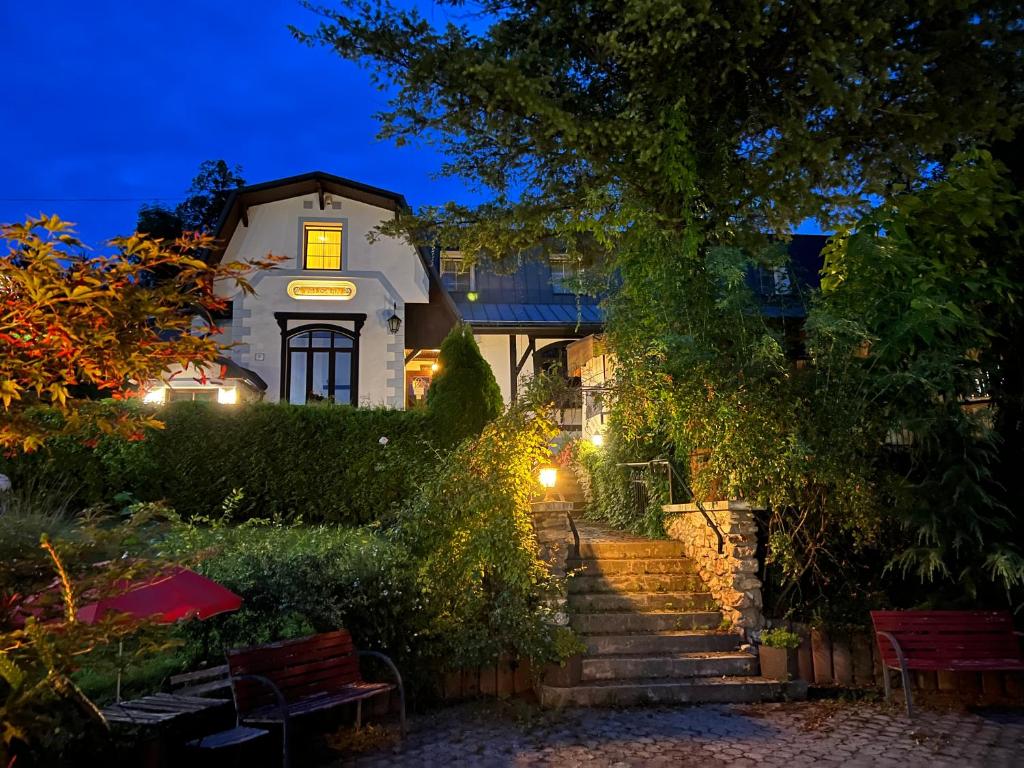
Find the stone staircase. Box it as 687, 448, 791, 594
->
539, 520, 807, 707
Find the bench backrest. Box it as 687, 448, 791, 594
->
227, 629, 362, 713
870, 610, 1021, 667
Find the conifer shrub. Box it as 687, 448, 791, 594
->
426, 324, 503, 446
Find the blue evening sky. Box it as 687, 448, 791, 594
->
1, 1, 822, 247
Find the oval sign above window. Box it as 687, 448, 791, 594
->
287, 279, 357, 301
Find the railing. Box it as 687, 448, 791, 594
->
619, 459, 725, 554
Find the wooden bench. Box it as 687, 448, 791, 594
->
226, 629, 405, 767
871, 610, 1024, 716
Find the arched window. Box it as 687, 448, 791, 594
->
284, 326, 356, 404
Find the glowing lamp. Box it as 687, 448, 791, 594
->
217, 387, 238, 405
386, 303, 402, 334
539, 464, 558, 500
590, 433, 605, 447
431, 362, 440, 372
142, 387, 166, 405
466, 291, 479, 302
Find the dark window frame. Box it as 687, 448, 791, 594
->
275, 313, 366, 404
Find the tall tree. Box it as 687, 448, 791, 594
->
136, 159, 245, 239
294, 0, 1021, 252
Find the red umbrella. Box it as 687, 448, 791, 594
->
77, 567, 242, 702
78, 567, 242, 624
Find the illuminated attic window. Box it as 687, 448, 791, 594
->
303, 222, 343, 270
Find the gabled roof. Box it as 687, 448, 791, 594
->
206, 171, 461, 344
209, 171, 409, 262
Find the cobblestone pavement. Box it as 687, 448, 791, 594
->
335, 699, 1024, 767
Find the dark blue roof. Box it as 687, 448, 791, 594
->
447, 254, 605, 329
457, 301, 604, 327
446, 235, 826, 329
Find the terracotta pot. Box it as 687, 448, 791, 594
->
759, 645, 799, 681
688, 449, 721, 502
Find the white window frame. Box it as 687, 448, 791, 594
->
440, 252, 475, 292
550, 254, 580, 295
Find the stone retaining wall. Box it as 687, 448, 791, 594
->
531, 500, 576, 627
663, 501, 764, 636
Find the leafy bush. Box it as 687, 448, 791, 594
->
398, 380, 573, 670
427, 324, 503, 447
575, 435, 667, 539
4, 401, 439, 524
759, 628, 801, 649
161, 521, 427, 676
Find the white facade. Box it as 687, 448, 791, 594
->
214, 193, 427, 407
145, 173, 599, 416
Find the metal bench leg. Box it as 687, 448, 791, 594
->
899, 665, 915, 718
356, 699, 362, 730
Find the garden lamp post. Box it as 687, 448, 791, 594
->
538, 463, 558, 501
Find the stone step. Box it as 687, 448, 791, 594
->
571, 611, 722, 635
577, 539, 685, 559
581, 652, 757, 682
539, 677, 808, 708
585, 630, 741, 656
568, 591, 717, 613
568, 557, 696, 576
568, 573, 707, 594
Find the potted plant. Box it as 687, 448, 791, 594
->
758, 628, 801, 681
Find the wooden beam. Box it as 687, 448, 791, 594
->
509, 335, 517, 404
404, 349, 421, 364
516, 337, 535, 376
316, 181, 325, 211
240, 205, 249, 227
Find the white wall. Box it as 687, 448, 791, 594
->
475, 333, 579, 405
215, 194, 430, 407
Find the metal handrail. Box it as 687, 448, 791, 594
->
620, 459, 725, 554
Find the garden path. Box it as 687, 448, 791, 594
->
336, 699, 1024, 767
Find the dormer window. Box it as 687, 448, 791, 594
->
440, 252, 474, 292
550, 255, 580, 294
303, 222, 343, 270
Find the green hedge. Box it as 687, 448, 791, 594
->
4, 401, 437, 524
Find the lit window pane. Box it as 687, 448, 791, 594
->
303, 223, 343, 270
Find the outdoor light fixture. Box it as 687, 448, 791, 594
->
386, 304, 402, 334
539, 464, 558, 501
590, 433, 605, 447
466, 291, 479, 302
142, 387, 166, 405
217, 387, 238, 405
431, 362, 440, 373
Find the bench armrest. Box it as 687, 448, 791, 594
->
875, 630, 910, 670
358, 650, 407, 737
358, 651, 402, 685
230, 673, 289, 725
230, 673, 291, 767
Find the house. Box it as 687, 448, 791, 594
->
142, 172, 601, 424
142, 171, 825, 430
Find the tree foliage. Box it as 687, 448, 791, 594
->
295, 0, 1022, 253
0, 215, 281, 453
137, 159, 245, 240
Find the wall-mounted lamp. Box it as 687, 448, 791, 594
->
142, 387, 167, 405
590, 433, 605, 447
386, 303, 402, 334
